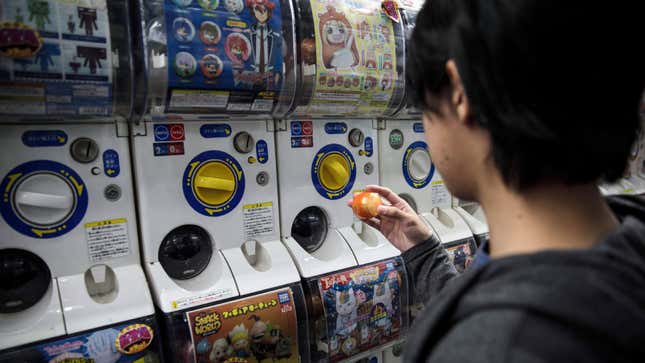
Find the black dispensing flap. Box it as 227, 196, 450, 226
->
159, 225, 213, 280
0, 249, 51, 314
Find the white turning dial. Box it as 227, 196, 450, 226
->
408, 148, 432, 181
14, 173, 75, 226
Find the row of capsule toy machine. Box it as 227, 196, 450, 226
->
0, 0, 164, 362
277, 0, 412, 362
132, 0, 309, 362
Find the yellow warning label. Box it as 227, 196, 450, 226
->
85, 218, 127, 228
243, 202, 273, 209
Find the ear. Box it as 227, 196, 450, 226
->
445, 59, 471, 125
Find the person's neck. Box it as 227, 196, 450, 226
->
479, 178, 619, 258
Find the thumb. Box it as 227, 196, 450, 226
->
377, 205, 406, 219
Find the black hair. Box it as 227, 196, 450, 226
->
407, 0, 645, 190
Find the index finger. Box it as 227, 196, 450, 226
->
365, 185, 403, 206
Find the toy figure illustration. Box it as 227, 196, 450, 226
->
334, 286, 358, 337
373, 280, 393, 314
199, 21, 221, 45
69, 56, 81, 73
379, 24, 391, 43
15, 8, 25, 23
364, 48, 377, 69
380, 73, 392, 90
173, 17, 195, 43
246, 0, 278, 74
275, 335, 292, 359
357, 20, 371, 41
229, 323, 251, 358
364, 76, 377, 90
27, 0, 51, 30
360, 322, 370, 344
78, 7, 98, 36
452, 245, 468, 272
77, 46, 106, 74
200, 54, 223, 79
318, 6, 358, 69
198, 0, 220, 11
67, 14, 75, 33
209, 338, 233, 362
174, 51, 197, 78
341, 336, 357, 356
224, 0, 244, 14
225, 33, 251, 67
196, 338, 212, 355
34, 43, 60, 73
249, 315, 270, 360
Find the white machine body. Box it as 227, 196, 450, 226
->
0, 122, 153, 350
132, 118, 300, 313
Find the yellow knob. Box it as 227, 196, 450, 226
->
319, 153, 350, 191
193, 161, 236, 206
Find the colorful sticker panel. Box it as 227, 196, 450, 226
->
186, 287, 299, 363
318, 259, 403, 363
306, 0, 398, 115
164, 0, 284, 113
0, 0, 113, 116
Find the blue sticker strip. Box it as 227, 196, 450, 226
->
22, 130, 68, 147
413, 122, 424, 133
103, 149, 120, 178
256, 139, 268, 164
364, 137, 374, 157
0, 160, 88, 239
200, 124, 232, 138
324, 122, 348, 135
183, 150, 245, 217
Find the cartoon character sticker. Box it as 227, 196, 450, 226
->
199, 21, 221, 45
200, 54, 223, 79
186, 288, 298, 363
173, 17, 195, 42
247, 0, 278, 74
224, 0, 245, 14
317, 259, 404, 363
175, 51, 197, 78
225, 33, 251, 67
318, 6, 358, 69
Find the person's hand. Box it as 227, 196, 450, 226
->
348, 185, 433, 252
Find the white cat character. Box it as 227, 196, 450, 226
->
335, 286, 358, 337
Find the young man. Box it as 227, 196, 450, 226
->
351, 1, 645, 361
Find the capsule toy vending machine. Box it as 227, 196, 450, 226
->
131, 0, 308, 361
0, 1, 164, 361
274, 0, 409, 361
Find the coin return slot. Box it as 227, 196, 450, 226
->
241, 240, 271, 272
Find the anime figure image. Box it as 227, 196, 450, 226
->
200, 54, 223, 79
359, 322, 370, 344
224, 0, 244, 15
225, 33, 251, 67
198, 0, 220, 11
379, 24, 391, 43
318, 6, 359, 69
380, 73, 392, 90
78, 7, 98, 37
372, 280, 393, 332
67, 14, 75, 33
199, 21, 221, 46
174, 51, 197, 78
246, 0, 278, 74
173, 17, 196, 42
229, 324, 251, 358
334, 285, 358, 337
209, 338, 233, 363
34, 43, 60, 73
341, 336, 357, 356
27, 0, 50, 30
364, 48, 377, 69
364, 76, 377, 90
248, 315, 270, 361
357, 20, 371, 41
452, 245, 469, 273
275, 335, 292, 359
77, 46, 106, 74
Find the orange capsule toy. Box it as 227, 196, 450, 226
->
352, 192, 382, 219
